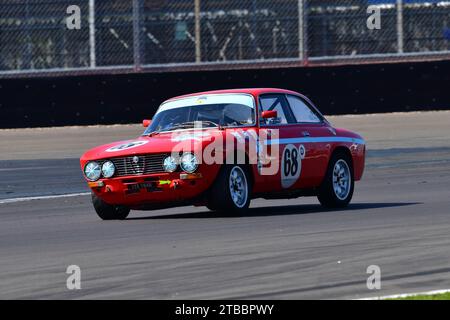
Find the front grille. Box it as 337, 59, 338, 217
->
101, 154, 168, 177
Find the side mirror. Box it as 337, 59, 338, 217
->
261, 110, 277, 119
142, 119, 152, 127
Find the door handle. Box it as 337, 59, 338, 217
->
302, 131, 310, 137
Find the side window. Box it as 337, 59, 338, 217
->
259, 94, 294, 125
286, 95, 321, 124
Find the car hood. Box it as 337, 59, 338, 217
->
80, 129, 223, 161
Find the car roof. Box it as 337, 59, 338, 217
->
166, 88, 302, 102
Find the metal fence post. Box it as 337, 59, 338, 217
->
132, 0, 144, 70
88, 0, 96, 68
24, 0, 32, 69
298, 0, 308, 64
194, 0, 202, 63
397, 0, 404, 54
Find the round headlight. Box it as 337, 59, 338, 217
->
180, 153, 198, 173
101, 161, 115, 178
163, 156, 178, 173
84, 161, 101, 181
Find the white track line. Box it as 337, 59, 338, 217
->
0, 192, 90, 204
358, 288, 450, 300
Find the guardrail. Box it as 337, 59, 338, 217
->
0, 0, 449, 78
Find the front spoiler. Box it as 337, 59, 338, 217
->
88, 172, 210, 207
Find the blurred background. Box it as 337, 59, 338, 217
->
0, 0, 449, 128
0, 0, 449, 77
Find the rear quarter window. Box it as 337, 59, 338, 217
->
286, 95, 321, 124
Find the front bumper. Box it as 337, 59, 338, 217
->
88, 171, 210, 208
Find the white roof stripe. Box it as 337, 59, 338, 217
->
158, 93, 255, 113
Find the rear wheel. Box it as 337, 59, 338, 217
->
317, 151, 354, 208
92, 193, 130, 220
207, 165, 251, 214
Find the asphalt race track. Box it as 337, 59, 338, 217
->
1, 112, 450, 299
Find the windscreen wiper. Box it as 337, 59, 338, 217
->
169, 121, 221, 130
143, 130, 161, 137
144, 121, 221, 136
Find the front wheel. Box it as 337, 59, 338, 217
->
317, 152, 354, 208
92, 193, 130, 220
207, 165, 251, 214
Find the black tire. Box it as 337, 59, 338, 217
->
91, 193, 130, 220
207, 165, 252, 214
317, 151, 354, 208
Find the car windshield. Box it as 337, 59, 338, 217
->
143, 94, 255, 135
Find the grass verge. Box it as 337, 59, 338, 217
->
388, 292, 450, 300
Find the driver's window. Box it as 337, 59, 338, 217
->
223, 104, 254, 126
259, 95, 289, 125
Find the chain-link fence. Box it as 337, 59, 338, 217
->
0, 0, 449, 77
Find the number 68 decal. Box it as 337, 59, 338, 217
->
281, 144, 306, 188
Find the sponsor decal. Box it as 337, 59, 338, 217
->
105, 141, 148, 152
281, 144, 306, 188
196, 97, 206, 104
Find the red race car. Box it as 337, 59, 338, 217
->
80, 88, 365, 220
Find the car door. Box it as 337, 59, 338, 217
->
258, 93, 317, 192
284, 94, 333, 188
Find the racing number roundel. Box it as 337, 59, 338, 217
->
105, 141, 148, 152
281, 144, 306, 188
